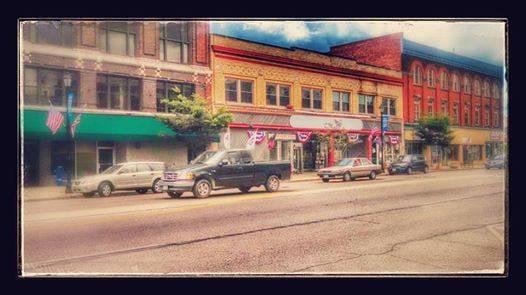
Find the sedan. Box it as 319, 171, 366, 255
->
317, 157, 382, 183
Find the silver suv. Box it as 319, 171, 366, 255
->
72, 162, 165, 197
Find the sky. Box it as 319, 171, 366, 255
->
211, 20, 505, 67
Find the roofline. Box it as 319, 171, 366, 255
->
330, 32, 403, 50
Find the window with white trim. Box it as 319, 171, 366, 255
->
427, 98, 435, 116
99, 22, 137, 56
474, 105, 481, 126
474, 80, 481, 96
463, 76, 471, 94
451, 74, 460, 92
381, 97, 396, 116
159, 22, 190, 64
413, 66, 423, 85
441, 100, 448, 116
359, 94, 374, 114
302, 87, 323, 110
483, 81, 491, 97
266, 83, 290, 107
440, 72, 448, 90
453, 103, 459, 125
427, 69, 436, 87
413, 97, 421, 121
464, 103, 471, 126
484, 105, 490, 127
225, 78, 253, 104
332, 91, 351, 112
492, 83, 500, 99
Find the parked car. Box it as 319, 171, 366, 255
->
388, 154, 429, 175
317, 157, 382, 183
485, 154, 506, 169
72, 162, 165, 197
162, 149, 291, 198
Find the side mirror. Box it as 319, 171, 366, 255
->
219, 159, 229, 167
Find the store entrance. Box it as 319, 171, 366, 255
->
302, 135, 318, 171
23, 141, 39, 186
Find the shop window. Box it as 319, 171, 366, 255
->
380, 97, 396, 116
333, 91, 350, 112
302, 87, 323, 110
99, 22, 136, 56
225, 78, 253, 104
405, 141, 423, 155
440, 72, 448, 90
156, 81, 195, 112
50, 141, 70, 174
96, 75, 141, 110
413, 65, 423, 85
463, 76, 471, 94
24, 67, 79, 106
464, 145, 483, 162
159, 22, 189, 64
359, 94, 374, 114
449, 145, 459, 161
24, 21, 75, 47
427, 69, 436, 87
413, 97, 421, 121
97, 141, 115, 173
266, 83, 290, 107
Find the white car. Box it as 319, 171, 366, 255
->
72, 162, 165, 197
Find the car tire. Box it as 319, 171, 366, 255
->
388, 169, 394, 175
151, 178, 163, 194
424, 166, 429, 174
168, 191, 182, 198
238, 186, 251, 193
407, 167, 412, 175
82, 192, 95, 197
265, 175, 280, 192
193, 179, 212, 198
136, 188, 148, 194
98, 182, 112, 197
369, 171, 377, 180
343, 172, 352, 182
322, 179, 330, 183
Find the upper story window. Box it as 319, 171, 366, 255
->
427, 69, 436, 87
464, 103, 471, 126
96, 74, 141, 110
427, 98, 434, 116
441, 100, 448, 116
381, 97, 396, 116
266, 83, 290, 107
493, 107, 500, 128
156, 81, 195, 112
358, 94, 374, 114
483, 81, 491, 97
474, 80, 481, 96
440, 72, 448, 90
492, 83, 500, 99
413, 66, 423, 85
159, 22, 189, 64
451, 74, 460, 92
413, 97, 421, 121
302, 87, 323, 110
332, 91, 350, 112
452, 103, 459, 125
99, 22, 137, 56
23, 66, 79, 106
463, 76, 471, 94
474, 105, 481, 126
484, 105, 490, 127
225, 78, 253, 104
24, 21, 76, 47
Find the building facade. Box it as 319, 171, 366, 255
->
211, 34, 404, 173
330, 33, 505, 169
21, 20, 212, 186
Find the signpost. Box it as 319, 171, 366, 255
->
381, 114, 389, 172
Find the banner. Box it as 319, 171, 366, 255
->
296, 131, 313, 143
389, 135, 400, 145
347, 133, 360, 143
267, 133, 277, 150
247, 130, 266, 144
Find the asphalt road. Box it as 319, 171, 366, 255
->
22, 169, 506, 276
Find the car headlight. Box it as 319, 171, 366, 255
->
178, 172, 195, 180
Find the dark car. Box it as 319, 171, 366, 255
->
485, 154, 506, 169
162, 149, 291, 198
388, 154, 429, 175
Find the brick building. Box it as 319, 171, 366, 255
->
211, 34, 404, 173
21, 20, 212, 186
331, 33, 505, 169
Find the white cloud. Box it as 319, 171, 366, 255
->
239, 21, 312, 42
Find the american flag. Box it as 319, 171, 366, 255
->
46, 103, 64, 135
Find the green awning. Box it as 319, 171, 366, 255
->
22, 110, 177, 141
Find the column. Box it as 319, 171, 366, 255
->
328, 132, 335, 167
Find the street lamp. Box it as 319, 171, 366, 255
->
63, 73, 73, 193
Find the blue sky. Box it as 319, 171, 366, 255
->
211, 20, 505, 67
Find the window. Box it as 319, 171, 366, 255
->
427, 98, 434, 116
484, 105, 490, 127
474, 80, 481, 96
441, 100, 448, 116
427, 69, 436, 87
359, 94, 375, 114
463, 76, 471, 94
464, 103, 471, 126
225, 79, 253, 104
156, 81, 195, 112
333, 91, 351, 112
451, 74, 460, 92
440, 72, 448, 90
381, 97, 396, 116
483, 81, 491, 97
23, 67, 79, 106
50, 142, 70, 174
302, 87, 323, 110
452, 103, 459, 125
159, 22, 189, 64
474, 105, 481, 126
96, 75, 141, 110
450, 145, 459, 161
99, 22, 136, 56
493, 83, 500, 99
413, 97, 421, 121
266, 83, 290, 107
136, 163, 152, 172
25, 21, 75, 47
493, 108, 500, 127
465, 145, 483, 161
413, 66, 423, 85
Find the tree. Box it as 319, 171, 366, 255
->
156, 87, 233, 154
415, 115, 454, 167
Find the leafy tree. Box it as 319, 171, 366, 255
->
415, 115, 454, 166
156, 87, 233, 153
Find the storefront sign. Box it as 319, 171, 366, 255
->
247, 130, 266, 144
389, 135, 400, 144
274, 133, 297, 141
290, 115, 363, 131
490, 132, 503, 141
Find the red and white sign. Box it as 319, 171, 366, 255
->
247, 130, 266, 144
296, 131, 313, 143
347, 133, 360, 143
389, 135, 400, 144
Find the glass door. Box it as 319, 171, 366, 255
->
97, 142, 115, 173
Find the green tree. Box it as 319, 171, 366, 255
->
415, 115, 454, 167
156, 87, 233, 153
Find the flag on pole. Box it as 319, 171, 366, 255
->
46, 101, 64, 135
70, 114, 82, 138
247, 130, 266, 144
246, 129, 258, 150
296, 131, 313, 143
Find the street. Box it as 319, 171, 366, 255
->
22, 169, 506, 275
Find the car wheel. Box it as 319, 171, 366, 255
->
98, 182, 112, 197
238, 186, 251, 193
136, 188, 148, 194
193, 179, 212, 198
343, 172, 352, 182
369, 171, 377, 180
407, 167, 412, 175
265, 175, 280, 192
151, 178, 163, 194
322, 179, 330, 183
424, 166, 429, 174
168, 191, 182, 198
388, 169, 394, 175
82, 192, 95, 197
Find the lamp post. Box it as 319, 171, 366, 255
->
63, 73, 73, 193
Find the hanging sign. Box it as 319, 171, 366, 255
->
347, 133, 360, 143
389, 135, 400, 145
247, 130, 266, 144
275, 133, 297, 141
296, 131, 313, 143
381, 114, 389, 132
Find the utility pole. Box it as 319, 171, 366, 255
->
381, 111, 388, 173
64, 73, 73, 193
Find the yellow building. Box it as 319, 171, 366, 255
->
211, 34, 404, 172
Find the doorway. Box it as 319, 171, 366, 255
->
292, 143, 303, 173
23, 141, 39, 186
97, 141, 115, 173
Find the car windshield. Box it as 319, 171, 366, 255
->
190, 151, 225, 165
398, 155, 412, 162
334, 159, 353, 166
101, 164, 123, 175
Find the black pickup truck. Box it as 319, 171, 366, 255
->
162, 149, 291, 198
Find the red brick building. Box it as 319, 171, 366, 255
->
21, 21, 212, 186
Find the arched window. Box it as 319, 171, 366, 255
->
494, 107, 500, 127
464, 103, 471, 126
492, 83, 500, 99
413, 96, 421, 121
440, 72, 448, 90
483, 81, 490, 97
463, 76, 471, 94
474, 80, 481, 96
427, 98, 435, 116
451, 74, 460, 92
474, 105, 481, 126
413, 65, 422, 85
427, 69, 436, 87
484, 105, 490, 127
441, 99, 448, 115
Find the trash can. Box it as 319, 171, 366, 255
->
54, 166, 65, 186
